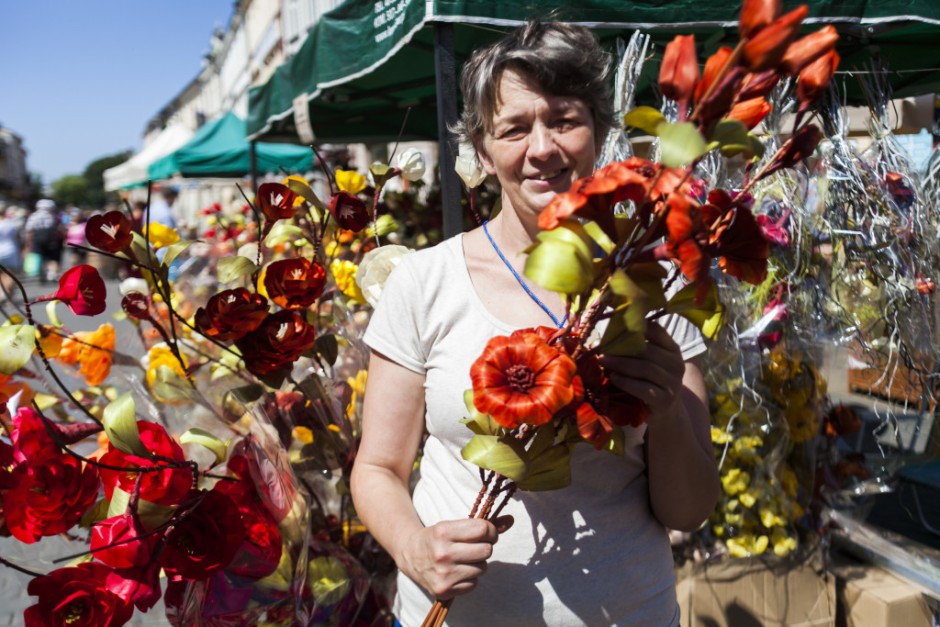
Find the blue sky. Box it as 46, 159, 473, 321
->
0, 1, 235, 184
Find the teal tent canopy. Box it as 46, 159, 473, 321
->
247, 0, 940, 144
149, 112, 312, 180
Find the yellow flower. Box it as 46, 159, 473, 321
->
739, 488, 761, 509
711, 426, 732, 445
771, 527, 798, 556
721, 468, 750, 496
293, 426, 315, 445
347, 369, 368, 397
35, 325, 63, 358
144, 222, 181, 249
335, 169, 366, 195
282, 175, 313, 208
330, 259, 366, 305
727, 534, 769, 558
759, 505, 786, 528
145, 344, 187, 390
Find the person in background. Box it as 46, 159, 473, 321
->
0, 205, 24, 297
147, 187, 178, 229
64, 207, 89, 267
24, 198, 64, 284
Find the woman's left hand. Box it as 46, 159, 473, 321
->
600, 322, 686, 417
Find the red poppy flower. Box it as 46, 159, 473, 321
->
739, 0, 782, 38
328, 191, 371, 232
727, 97, 772, 130
257, 182, 298, 223
470, 328, 578, 429
263, 258, 327, 310
161, 489, 247, 580
35, 264, 106, 316
86, 210, 134, 253
194, 288, 269, 342
706, 203, 770, 284
742, 6, 808, 72
235, 309, 317, 377
92, 512, 160, 570
659, 35, 699, 114
98, 421, 194, 507
781, 26, 839, 75
796, 50, 840, 110
3, 451, 100, 543
24, 562, 133, 627
570, 355, 650, 449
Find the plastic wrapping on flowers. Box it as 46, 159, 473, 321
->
0, 151, 439, 625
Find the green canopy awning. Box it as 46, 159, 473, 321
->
150, 111, 312, 180
247, 0, 940, 144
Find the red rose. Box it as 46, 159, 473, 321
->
98, 421, 193, 507
10, 407, 60, 464
106, 561, 162, 612
91, 512, 160, 570
194, 287, 269, 342
3, 452, 99, 543
263, 257, 327, 310
257, 182, 298, 223
328, 191, 370, 232
235, 309, 317, 377
161, 490, 247, 580
25, 562, 134, 627
85, 210, 134, 253
213, 475, 282, 578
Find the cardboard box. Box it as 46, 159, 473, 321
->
831, 557, 935, 627
676, 554, 835, 627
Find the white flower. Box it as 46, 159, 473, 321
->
455, 141, 487, 188
355, 244, 413, 307
395, 147, 426, 182
119, 277, 149, 297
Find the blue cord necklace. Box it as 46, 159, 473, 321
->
482, 220, 567, 328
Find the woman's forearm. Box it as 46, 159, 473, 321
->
350, 461, 426, 568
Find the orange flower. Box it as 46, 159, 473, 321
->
470, 328, 578, 429
727, 97, 772, 129
742, 6, 807, 72
262, 258, 327, 310
797, 50, 840, 110
539, 161, 648, 239
693, 46, 732, 105
659, 35, 699, 113
703, 193, 769, 284
781, 26, 839, 75
739, 0, 782, 38
57, 324, 115, 386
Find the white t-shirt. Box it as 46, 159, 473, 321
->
365, 234, 705, 627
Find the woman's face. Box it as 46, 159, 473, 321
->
477, 68, 597, 222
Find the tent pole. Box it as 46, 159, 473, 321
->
434, 22, 462, 238
249, 140, 259, 194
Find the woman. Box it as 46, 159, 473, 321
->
351, 21, 720, 626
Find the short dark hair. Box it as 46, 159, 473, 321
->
454, 20, 613, 147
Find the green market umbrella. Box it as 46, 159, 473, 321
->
149, 111, 312, 180
247, 0, 940, 234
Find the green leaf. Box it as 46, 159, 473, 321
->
665, 281, 724, 339
606, 426, 626, 456
460, 389, 502, 436
515, 444, 572, 492
624, 106, 667, 135
107, 486, 176, 530
180, 427, 228, 466
535, 220, 595, 260
307, 556, 350, 607
151, 365, 195, 402
746, 133, 766, 160
129, 231, 154, 267
46, 301, 63, 328
79, 498, 110, 528
102, 392, 148, 457
710, 119, 749, 156
225, 383, 266, 404
285, 177, 326, 211
163, 240, 192, 268
524, 239, 593, 295
217, 256, 258, 284
265, 222, 307, 247
0, 324, 35, 374
582, 220, 616, 254
314, 334, 339, 366
257, 546, 294, 592
461, 434, 527, 481
658, 122, 707, 168
597, 313, 647, 356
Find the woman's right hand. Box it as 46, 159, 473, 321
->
399, 516, 512, 599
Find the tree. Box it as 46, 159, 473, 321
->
83, 151, 131, 209
51, 175, 91, 207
